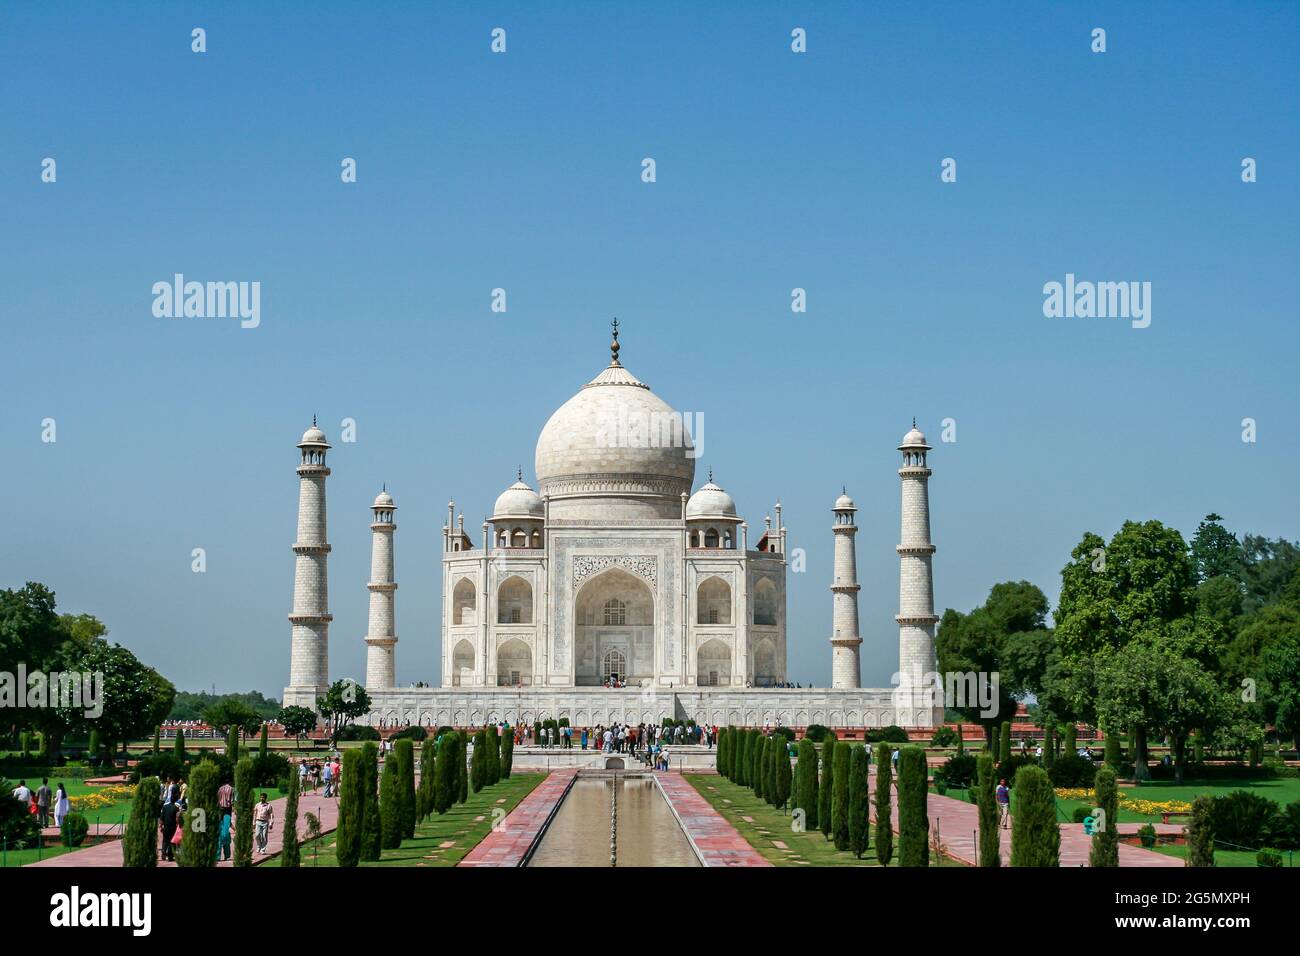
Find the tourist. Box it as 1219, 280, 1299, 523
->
581, 727, 589, 750
218, 778, 234, 819
11, 780, 32, 803
160, 798, 181, 861
53, 783, 70, 828
298, 759, 309, 792
322, 759, 334, 797
216, 809, 232, 862
996, 778, 1011, 829
253, 792, 275, 853
35, 778, 51, 828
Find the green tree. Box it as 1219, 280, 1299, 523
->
205, 699, 262, 737
1089, 765, 1119, 867
258, 723, 269, 760
179, 760, 219, 867
395, 739, 417, 839
281, 769, 301, 867
278, 705, 317, 747
500, 729, 514, 779
897, 747, 929, 867
1186, 795, 1216, 867
749, 730, 762, 793
360, 742, 381, 861
226, 726, 240, 766
152, 726, 160, 755
470, 729, 487, 793
975, 754, 1000, 867
819, 735, 837, 840
122, 776, 161, 867
456, 733, 468, 804
1259, 622, 1300, 752
336, 749, 364, 867
1062, 723, 1076, 756
417, 739, 434, 820
1103, 729, 1121, 768
434, 732, 457, 814
1192, 514, 1245, 582
998, 722, 1011, 765
874, 742, 893, 865
379, 753, 401, 849
173, 727, 185, 760
795, 738, 819, 832
315, 679, 373, 744
486, 725, 501, 786
955, 724, 964, 756
1010, 765, 1059, 867
831, 742, 850, 851
736, 729, 750, 787
233, 757, 254, 867
753, 735, 767, 801
773, 738, 792, 811
847, 744, 870, 859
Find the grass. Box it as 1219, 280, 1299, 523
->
684, 773, 965, 867
298, 772, 544, 867
1147, 842, 1289, 867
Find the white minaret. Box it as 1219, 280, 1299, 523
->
285, 419, 332, 709
830, 489, 862, 689
364, 486, 398, 690
895, 419, 940, 725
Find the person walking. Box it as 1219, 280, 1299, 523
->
216, 809, 232, 862
53, 783, 70, 828
218, 779, 234, 819
35, 778, 51, 829
160, 798, 181, 862
996, 778, 1011, 829
322, 759, 334, 797
253, 793, 275, 854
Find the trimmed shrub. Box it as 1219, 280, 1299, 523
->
1138, 823, 1157, 848
129, 753, 185, 786
956, 724, 964, 756
772, 727, 796, 743
1257, 848, 1282, 867
936, 753, 977, 789
1071, 805, 1092, 823
281, 769, 301, 867
804, 724, 830, 743
486, 726, 501, 786
848, 745, 870, 859
1210, 790, 1277, 847
897, 747, 929, 867
1089, 765, 1119, 868
361, 742, 381, 861
233, 757, 255, 867
1187, 795, 1215, 867
417, 739, 435, 821
336, 749, 364, 867
226, 727, 240, 765
379, 754, 401, 849
1010, 765, 1059, 867
152, 727, 161, 755
180, 760, 219, 867
335, 724, 381, 742
976, 754, 999, 867
795, 738, 819, 832
1103, 730, 1121, 769
470, 730, 487, 793
831, 742, 850, 851
258, 724, 269, 760
500, 730, 514, 779
774, 736, 792, 811
173, 727, 185, 761
819, 735, 837, 840
250, 753, 292, 788
874, 745, 897, 867
123, 776, 161, 867
390, 725, 427, 742
61, 812, 89, 848
395, 739, 417, 839
1048, 754, 1096, 789
434, 732, 457, 814
868, 725, 910, 744
930, 726, 958, 747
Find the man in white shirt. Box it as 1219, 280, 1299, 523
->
12, 781, 32, 802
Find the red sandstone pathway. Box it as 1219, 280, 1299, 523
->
655, 772, 771, 867
459, 768, 578, 867
28, 789, 341, 868
867, 768, 1181, 867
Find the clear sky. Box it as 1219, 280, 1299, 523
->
1, 2, 1296, 697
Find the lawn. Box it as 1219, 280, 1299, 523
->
1148, 842, 1292, 867
298, 772, 544, 867
684, 773, 966, 867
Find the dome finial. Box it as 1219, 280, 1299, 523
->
708, 468, 713, 483
517, 465, 523, 482
912, 416, 917, 429
382, 481, 386, 492
313, 413, 317, 427
609, 318, 621, 366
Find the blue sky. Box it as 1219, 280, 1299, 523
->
1, 2, 1296, 696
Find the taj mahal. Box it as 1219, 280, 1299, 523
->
283, 324, 944, 730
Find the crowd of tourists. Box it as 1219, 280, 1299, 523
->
504, 720, 716, 765
9, 778, 71, 828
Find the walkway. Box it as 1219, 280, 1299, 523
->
655, 772, 771, 867
867, 768, 1181, 867
28, 788, 341, 867
459, 768, 577, 867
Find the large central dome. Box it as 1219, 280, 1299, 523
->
535, 328, 695, 520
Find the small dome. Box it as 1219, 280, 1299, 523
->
899, 423, 930, 450
373, 489, 395, 508
493, 477, 543, 520
299, 424, 328, 445
686, 478, 737, 519
834, 492, 856, 511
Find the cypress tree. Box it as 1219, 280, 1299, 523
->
874, 742, 893, 866
976, 754, 1000, 867
749, 731, 763, 794
1063, 723, 1076, 757
955, 724, 964, 756
1186, 795, 1215, 867
379, 751, 402, 849
417, 739, 435, 820
831, 742, 850, 851
233, 757, 255, 866
765, 736, 780, 806
998, 722, 1011, 766
173, 727, 185, 761
487, 725, 501, 786
88, 729, 99, 761
501, 729, 514, 779
1089, 764, 1119, 868
282, 768, 301, 867
152, 726, 161, 755
336, 749, 365, 867
470, 729, 487, 793
774, 738, 792, 811
736, 730, 750, 786
1010, 765, 1059, 867
717, 728, 728, 780
795, 738, 819, 832
848, 744, 870, 859
819, 735, 837, 840
227, 726, 240, 765
179, 760, 219, 867
434, 732, 456, 813
361, 742, 381, 861
897, 746, 929, 867
456, 733, 469, 804
259, 723, 269, 760
122, 776, 161, 867
1103, 729, 1121, 769
395, 739, 417, 839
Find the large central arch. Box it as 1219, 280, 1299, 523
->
573, 567, 654, 685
